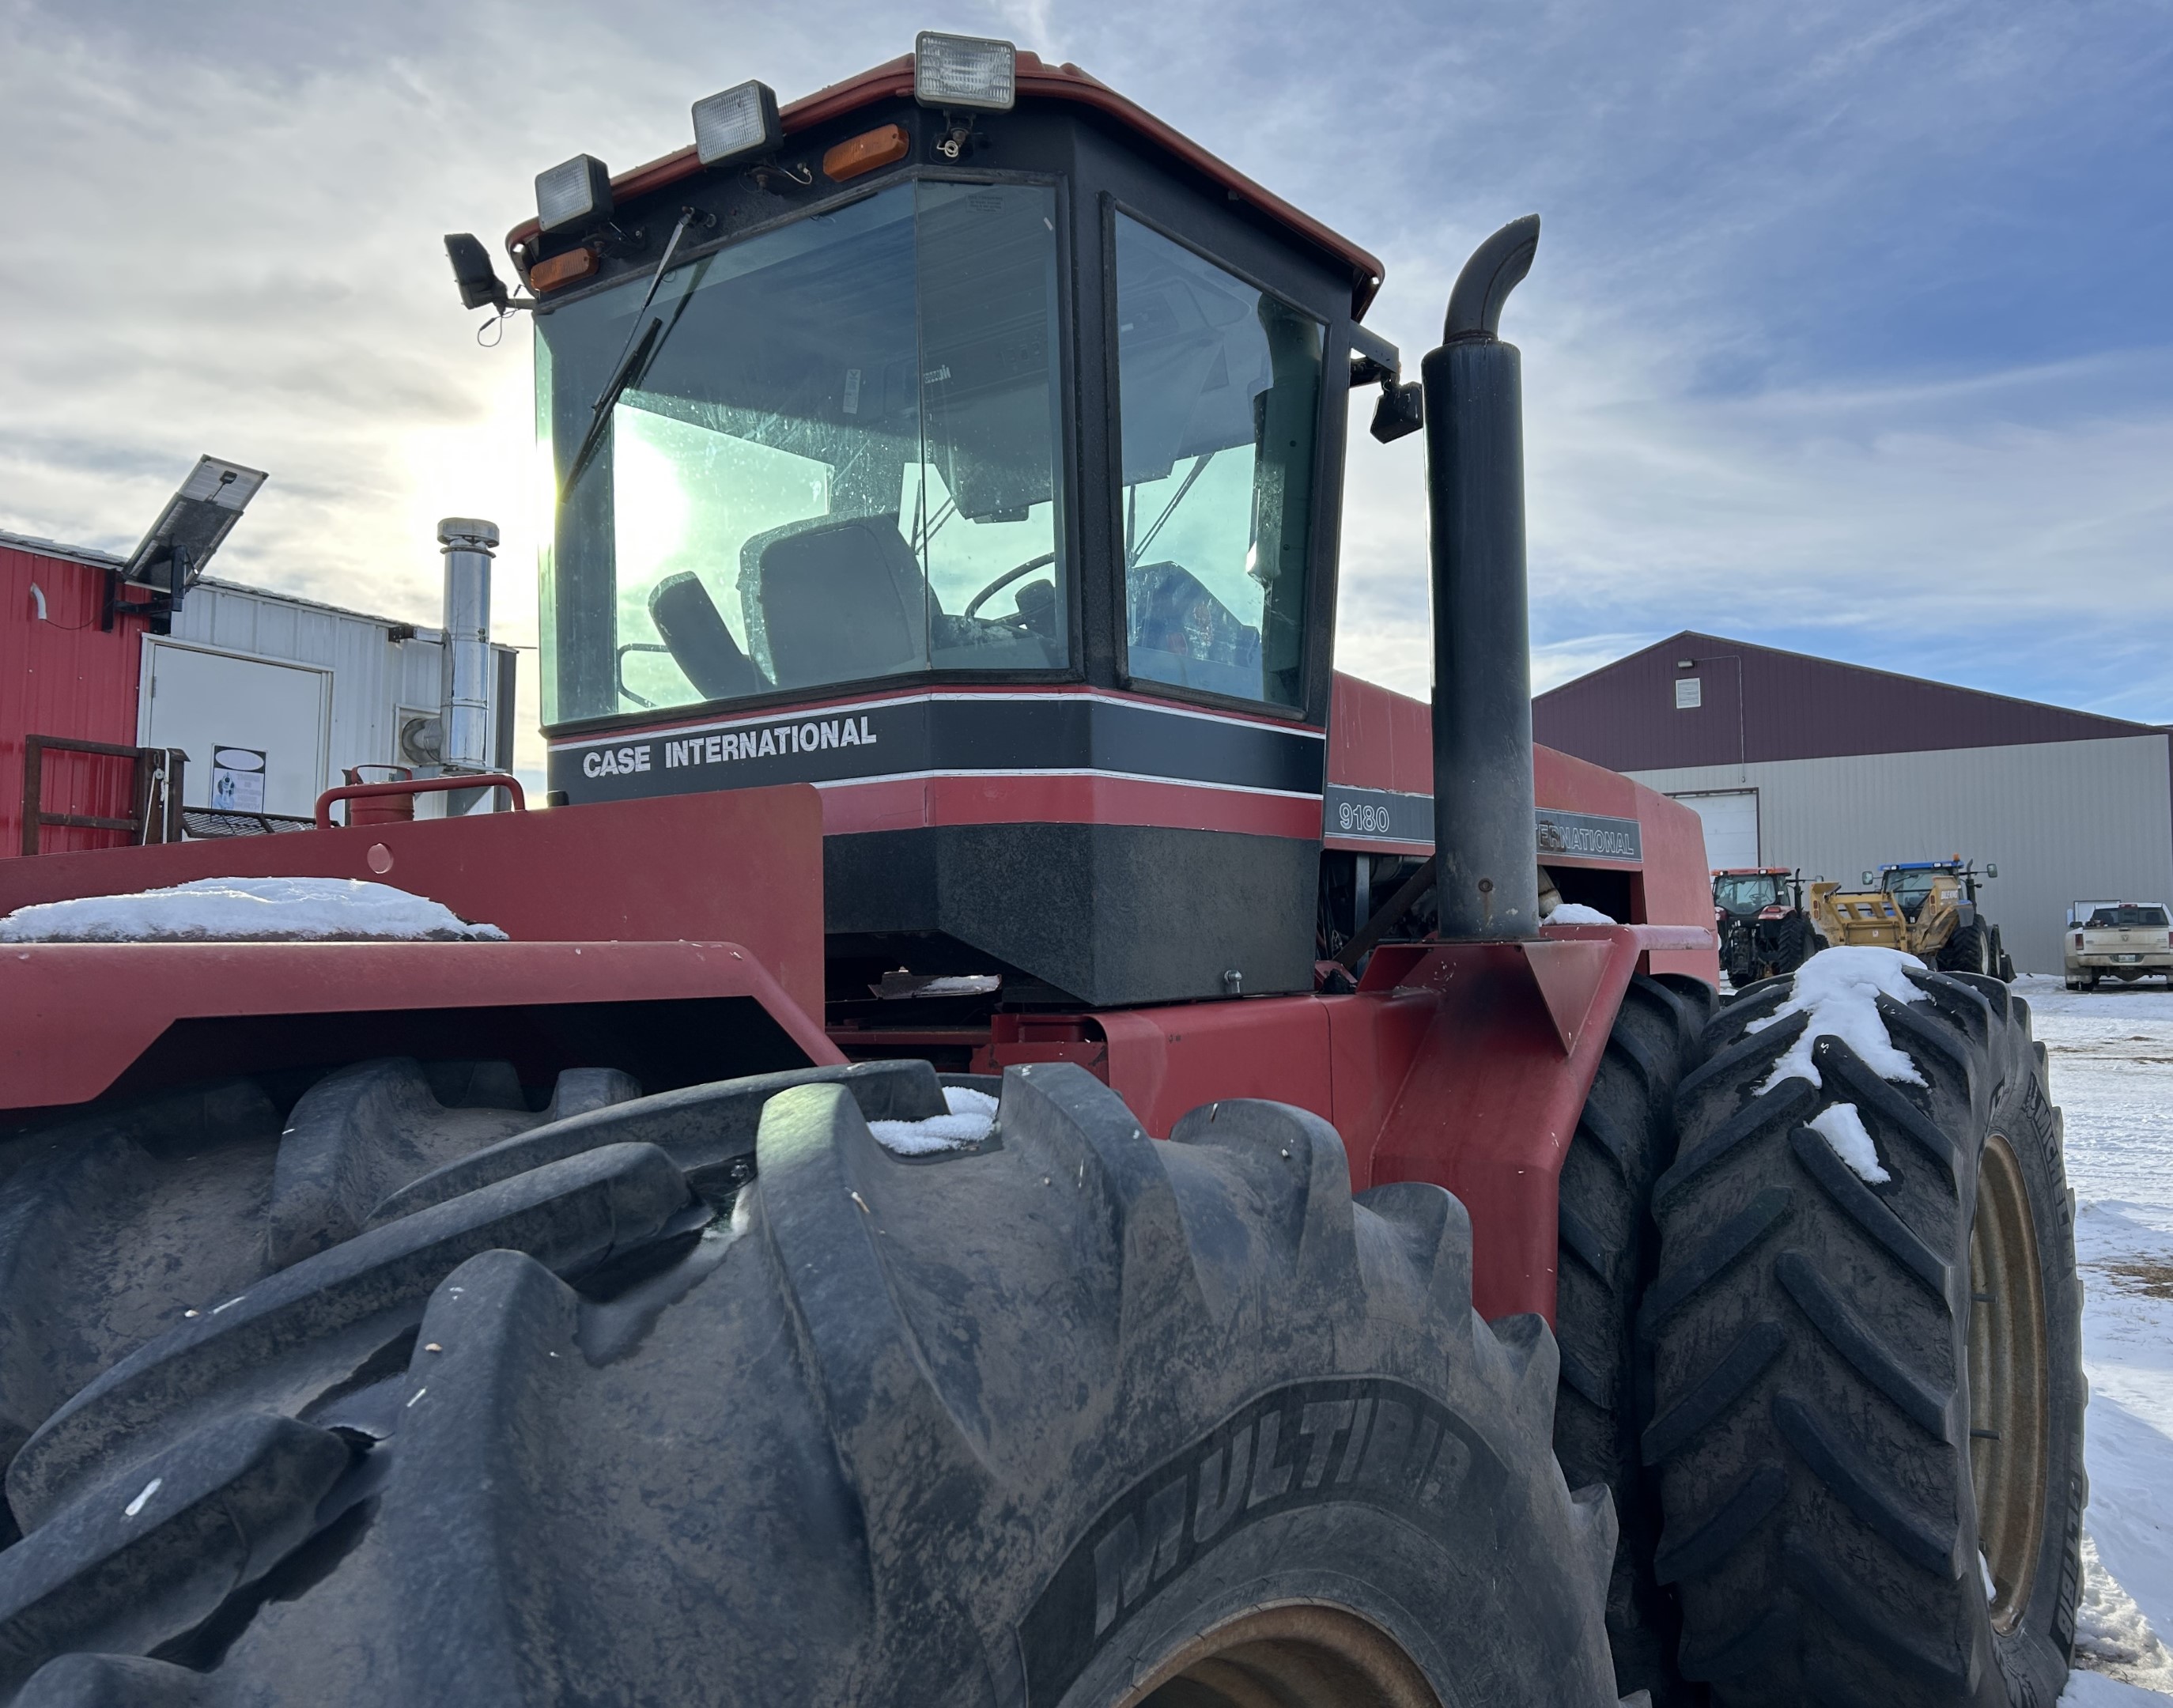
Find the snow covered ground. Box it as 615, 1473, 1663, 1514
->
2024, 976, 2173, 1703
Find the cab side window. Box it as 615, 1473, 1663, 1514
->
1113, 216, 1323, 709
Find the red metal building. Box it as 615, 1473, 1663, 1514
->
1533, 629, 2173, 971
0, 531, 153, 856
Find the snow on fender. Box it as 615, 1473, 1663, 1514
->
0, 876, 508, 943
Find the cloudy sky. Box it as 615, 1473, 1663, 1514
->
3, 0, 2167, 780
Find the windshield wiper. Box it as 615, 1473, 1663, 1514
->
1127, 450, 1215, 567
561, 206, 715, 493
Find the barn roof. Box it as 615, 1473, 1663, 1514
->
1533, 630, 2162, 772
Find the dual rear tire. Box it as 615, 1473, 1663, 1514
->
1552, 974, 1716, 1705
1646, 969, 2083, 1704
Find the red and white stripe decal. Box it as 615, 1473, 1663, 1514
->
813, 771, 1323, 837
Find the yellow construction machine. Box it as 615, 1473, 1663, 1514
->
1808, 856, 2015, 979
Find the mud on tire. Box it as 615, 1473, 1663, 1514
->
1646, 969, 2084, 1706
0, 1059, 1624, 1706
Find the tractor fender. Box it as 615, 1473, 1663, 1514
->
0, 941, 841, 1123
1054, 924, 1711, 1324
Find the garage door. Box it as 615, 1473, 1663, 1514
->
142, 643, 331, 819
1674, 790, 1759, 870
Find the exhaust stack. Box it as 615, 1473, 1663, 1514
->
436, 518, 498, 775
1423, 216, 1540, 941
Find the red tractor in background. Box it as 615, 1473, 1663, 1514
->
1711, 867, 1823, 988
0, 35, 2080, 1708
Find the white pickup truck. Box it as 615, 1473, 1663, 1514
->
2064, 901, 2173, 988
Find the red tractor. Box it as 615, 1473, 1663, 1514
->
0, 36, 2080, 1708
1711, 867, 1822, 988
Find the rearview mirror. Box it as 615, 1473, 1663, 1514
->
444, 233, 508, 312
1861, 870, 1874, 885
1986, 863, 1998, 879
1369, 381, 1425, 444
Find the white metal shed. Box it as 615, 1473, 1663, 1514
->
143, 577, 516, 823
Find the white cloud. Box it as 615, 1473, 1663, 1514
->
3, 0, 2167, 778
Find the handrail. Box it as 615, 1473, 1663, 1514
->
21, 735, 186, 855
315, 773, 527, 829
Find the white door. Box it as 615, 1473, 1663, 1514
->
1675, 789, 1759, 870
142, 643, 332, 818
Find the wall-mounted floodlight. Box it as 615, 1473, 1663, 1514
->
535, 154, 613, 232
693, 80, 781, 166
444, 233, 510, 311
108, 455, 267, 627
914, 32, 1016, 111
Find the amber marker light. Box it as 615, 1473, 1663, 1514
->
822, 123, 911, 182
530, 248, 600, 292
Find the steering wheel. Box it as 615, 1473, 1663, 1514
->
962, 552, 1057, 620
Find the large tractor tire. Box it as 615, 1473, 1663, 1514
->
1645, 966, 2084, 1706
1941, 920, 1995, 978
1771, 915, 1815, 978
1553, 972, 1716, 1706
0, 1057, 1627, 1706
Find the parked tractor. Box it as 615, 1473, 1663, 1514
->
0, 35, 2079, 1708
1810, 857, 2016, 981
1711, 866, 1823, 987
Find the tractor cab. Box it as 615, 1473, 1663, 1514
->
1873, 858, 1992, 922
448, 34, 1703, 1019
489, 36, 1402, 1010
534, 174, 1326, 722
1711, 867, 1797, 920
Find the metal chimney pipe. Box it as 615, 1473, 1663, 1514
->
437, 518, 498, 776
1423, 215, 1540, 941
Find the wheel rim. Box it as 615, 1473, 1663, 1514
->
1119, 1603, 1439, 1708
1969, 1132, 2050, 1633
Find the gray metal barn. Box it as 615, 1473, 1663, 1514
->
1533, 631, 2173, 974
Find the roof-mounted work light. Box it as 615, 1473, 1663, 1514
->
111, 456, 267, 624
693, 80, 782, 165
535, 154, 613, 233
913, 31, 1016, 111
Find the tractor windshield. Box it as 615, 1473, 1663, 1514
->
1714, 874, 1784, 913
1113, 214, 1324, 709
1881, 867, 1949, 918
536, 179, 1068, 722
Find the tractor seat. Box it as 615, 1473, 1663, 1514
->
647, 572, 766, 701
741, 515, 931, 690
